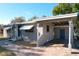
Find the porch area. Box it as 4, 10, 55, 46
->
46, 21, 69, 47
37, 18, 74, 49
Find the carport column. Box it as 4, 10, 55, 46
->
37, 23, 40, 47
68, 20, 74, 49
11, 25, 13, 39
15, 25, 18, 40
3, 29, 7, 37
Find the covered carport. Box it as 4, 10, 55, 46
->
36, 13, 77, 49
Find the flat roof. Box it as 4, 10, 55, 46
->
37, 13, 77, 22
22, 12, 77, 23
2, 12, 78, 26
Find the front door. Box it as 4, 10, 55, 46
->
60, 29, 65, 41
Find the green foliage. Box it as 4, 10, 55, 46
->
29, 16, 38, 21
11, 16, 26, 24
53, 5, 62, 15
52, 3, 79, 29
75, 14, 79, 29
52, 3, 79, 15
42, 15, 47, 17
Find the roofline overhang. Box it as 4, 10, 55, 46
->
1, 12, 78, 26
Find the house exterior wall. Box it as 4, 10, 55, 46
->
0, 28, 11, 38
37, 21, 70, 46
54, 27, 69, 41
3, 29, 8, 38
37, 22, 54, 46
0, 29, 3, 37
7, 29, 12, 38
21, 24, 37, 42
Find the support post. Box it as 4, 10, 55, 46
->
11, 25, 13, 39
68, 20, 74, 49
14, 24, 18, 41
37, 23, 40, 47
3, 29, 7, 37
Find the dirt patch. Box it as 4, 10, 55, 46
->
1, 40, 79, 56
39, 47, 70, 56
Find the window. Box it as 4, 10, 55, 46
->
0, 29, 3, 35
46, 25, 49, 32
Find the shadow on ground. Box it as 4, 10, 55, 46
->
24, 52, 42, 56
43, 39, 68, 48
71, 52, 79, 54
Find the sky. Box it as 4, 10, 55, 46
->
0, 3, 57, 25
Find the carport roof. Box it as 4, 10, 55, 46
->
37, 13, 77, 22
4, 12, 77, 26
22, 12, 77, 23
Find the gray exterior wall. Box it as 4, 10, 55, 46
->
7, 29, 12, 38
37, 21, 69, 46
54, 27, 69, 41
21, 24, 37, 42
37, 22, 54, 46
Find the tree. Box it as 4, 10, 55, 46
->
11, 16, 26, 24
52, 3, 79, 15
52, 3, 79, 29
42, 15, 47, 17
29, 16, 38, 21
53, 5, 62, 15
74, 12, 79, 31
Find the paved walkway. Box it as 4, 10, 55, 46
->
0, 40, 79, 56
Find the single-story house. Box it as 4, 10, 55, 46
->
0, 26, 4, 37
0, 13, 78, 48
0, 25, 12, 38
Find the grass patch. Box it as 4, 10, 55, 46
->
0, 38, 8, 41
0, 36, 9, 41
0, 46, 16, 56
0, 35, 4, 38
10, 40, 36, 47
0, 34, 5, 38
